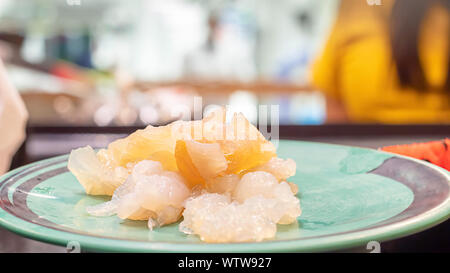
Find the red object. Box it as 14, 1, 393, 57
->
50, 62, 83, 81
381, 139, 450, 171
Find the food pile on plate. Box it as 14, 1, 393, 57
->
68, 108, 301, 242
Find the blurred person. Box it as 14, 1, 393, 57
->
311, 0, 450, 123
184, 12, 256, 82
0, 59, 28, 174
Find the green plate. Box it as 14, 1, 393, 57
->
0, 140, 449, 252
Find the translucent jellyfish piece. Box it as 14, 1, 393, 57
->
180, 193, 279, 242
86, 200, 118, 217
248, 157, 296, 181
135, 173, 190, 212
108, 166, 191, 226
232, 171, 279, 202
85, 160, 165, 218
68, 146, 123, 196
232, 171, 301, 225
113, 160, 164, 200
206, 174, 240, 194
156, 206, 183, 226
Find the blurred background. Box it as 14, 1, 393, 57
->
1, 0, 337, 126
0, 0, 449, 252
1, 0, 340, 164
0, 0, 448, 164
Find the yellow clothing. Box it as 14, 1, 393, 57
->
311, 0, 450, 123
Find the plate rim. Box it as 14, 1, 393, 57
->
0, 141, 449, 252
